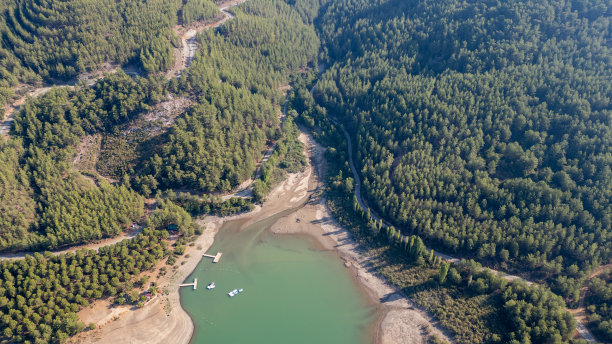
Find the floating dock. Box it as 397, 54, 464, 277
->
179, 278, 198, 290
203, 252, 222, 263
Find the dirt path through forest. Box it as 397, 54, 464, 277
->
167, 0, 247, 78
0, 0, 252, 260
1, 0, 246, 140
331, 115, 599, 343
570, 263, 612, 341
0, 227, 144, 261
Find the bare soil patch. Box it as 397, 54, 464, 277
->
73, 134, 102, 172
96, 95, 191, 178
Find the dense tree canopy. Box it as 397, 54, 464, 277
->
140, 36, 175, 75
181, 0, 219, 26
0, 0, 180, 80
0, 229, 170, 343
136, 0, 319, 193
313, 0, 611, 292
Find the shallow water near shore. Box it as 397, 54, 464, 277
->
181, 208, 377, 344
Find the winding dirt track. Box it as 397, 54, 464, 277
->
329, 116, 599, 343
168, 0, 245, 78
0, 1, 248, 259
0, 228, 144, 261
1, 1, 601, 341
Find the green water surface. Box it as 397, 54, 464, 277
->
180, 209, 377, 344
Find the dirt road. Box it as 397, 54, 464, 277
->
330, 116, 598, 343
0, 0, 256, 261
0, 227, 144, 261
167, 0, 246, 78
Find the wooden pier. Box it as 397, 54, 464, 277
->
179, 278, 198, 290
203, 252, 222, 263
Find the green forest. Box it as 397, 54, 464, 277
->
181, 0, 220, 26
0, 72, 169, 252
290, 83, 578, 343
0, 0, 610, 342
0, 229, 170, 343
313, 0, 611, 303
0, 0, 181, 92
1, 0, 318, 252
135, 0, 318, 193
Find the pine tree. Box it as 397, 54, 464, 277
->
438, 262, 449, 283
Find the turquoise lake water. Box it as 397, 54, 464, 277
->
180, 209, 377, 344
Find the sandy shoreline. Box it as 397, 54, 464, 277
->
269, 131, 453, 344
69, 132, 314, 344
71, 130, 451, 344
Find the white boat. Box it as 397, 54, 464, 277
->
238, 288, 243, 293
206, 282, 215, 290
228, 289, 238, 297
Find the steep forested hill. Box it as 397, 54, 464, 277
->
134, 0, 319, 193
314, 0, 611, 298
0, 73, 161, 252
0, 0, 319, 251
0, 0, 320, 341
0, 0, 181, 108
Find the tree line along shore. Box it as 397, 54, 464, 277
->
0, 0, 610, 343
